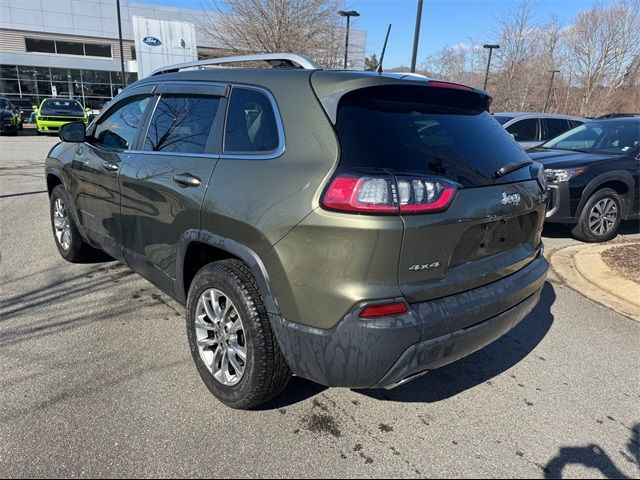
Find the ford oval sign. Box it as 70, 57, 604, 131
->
143, 36, 162, 46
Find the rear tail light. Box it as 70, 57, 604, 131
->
322, 172, 457, 215
396, 177, 457, 213
360, 301, 408, 318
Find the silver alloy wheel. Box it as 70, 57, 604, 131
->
588, 198, 618, 236
195, 288, 247, 386
53, 198, 71, 250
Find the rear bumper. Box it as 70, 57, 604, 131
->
271, 253, 548, 389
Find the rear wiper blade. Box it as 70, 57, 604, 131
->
493, 160, 532, 179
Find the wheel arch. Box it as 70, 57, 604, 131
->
176, 229, 280, 315
46, 168, 65, 196
577, 171, 635, 218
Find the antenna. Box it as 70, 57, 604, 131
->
377, 24, 392, 73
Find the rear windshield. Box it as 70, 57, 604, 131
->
40, 99, 84, 116
335, 86, 531, 186
493, 115, 513, 125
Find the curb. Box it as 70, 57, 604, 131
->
550, 241, 640, 322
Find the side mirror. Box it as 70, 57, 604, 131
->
59, 121, 86, 143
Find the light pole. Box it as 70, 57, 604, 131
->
544, 69, 561, 112
410, 0, 424, 73
483, 44, 500, 90
339, 10, 359, 70
116, 0, 127, 88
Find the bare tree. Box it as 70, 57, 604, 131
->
198, 0, 345, 68
421, 0, 640, 116
562, 0, 640, 116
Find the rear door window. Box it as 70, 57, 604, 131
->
335, 85, 531, 186
224, 87, 279, 154
544, 118, 572, 140
506, 118, 539, 142
143, 95, 221, 154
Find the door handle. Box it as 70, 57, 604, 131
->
173, 173, 201, 187
102, 161, 119, 172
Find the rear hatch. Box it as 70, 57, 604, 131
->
322, 82, 547, 303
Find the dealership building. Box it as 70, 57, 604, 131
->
0, 0, 366, 109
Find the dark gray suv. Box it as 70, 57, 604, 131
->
45, 54, 549, 409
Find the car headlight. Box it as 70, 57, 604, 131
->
544, 168, 586, 183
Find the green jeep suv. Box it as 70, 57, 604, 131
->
45, 54, 549, 409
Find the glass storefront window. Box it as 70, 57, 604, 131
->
52, 82, 82, 98
50, 68, 82, 82
0, 79, 19, 94
83, 83, 112, 97
81, 70, 111, 84
125, 72, 138, 85
0, 65, 136, 106
0, 65, 18, 79
19, 80, 53, 96
18, 66, 51, 78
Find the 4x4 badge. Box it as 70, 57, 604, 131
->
501, 192, 521, 206
409, 261, 441, 271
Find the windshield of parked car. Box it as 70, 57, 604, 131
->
493, 115, 513, 125
40, 99, 84, 116
0, 99, 11, 110
541, 120, 640, 154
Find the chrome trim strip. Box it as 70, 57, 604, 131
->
126, 150, 217, 159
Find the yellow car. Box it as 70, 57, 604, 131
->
35, 98, 90, 134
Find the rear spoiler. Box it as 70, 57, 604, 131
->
316, 78, 492, 124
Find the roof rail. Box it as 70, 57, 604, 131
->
150, 53, 321, 76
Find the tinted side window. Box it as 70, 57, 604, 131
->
507, 118, 539, 141
544, 118, 571, 140
224, 88, 279, 153
92, 96, 151, 150
143, 95, 220, 154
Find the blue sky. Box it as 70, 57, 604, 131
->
133, 0, 609, 68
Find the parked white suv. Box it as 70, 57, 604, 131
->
493, 112, 584, 150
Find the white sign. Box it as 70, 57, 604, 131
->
51, 85, 58, 97
132, 16, 198, 79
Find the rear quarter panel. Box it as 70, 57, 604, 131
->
200, 73, 340, 269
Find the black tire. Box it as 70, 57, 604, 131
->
49, 185, 97, 261
571, 188, 623, 243
186, 260, 291, 409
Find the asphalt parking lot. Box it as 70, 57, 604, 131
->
1, 130, 639, 478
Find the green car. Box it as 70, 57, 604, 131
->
45, 53, 549, 409
35, 98, 89, 134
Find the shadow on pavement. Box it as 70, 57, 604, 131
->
257, 377, 328, 411
0, 190, 48, 199
542, 423, 640, 479
357, 281, 556, 403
